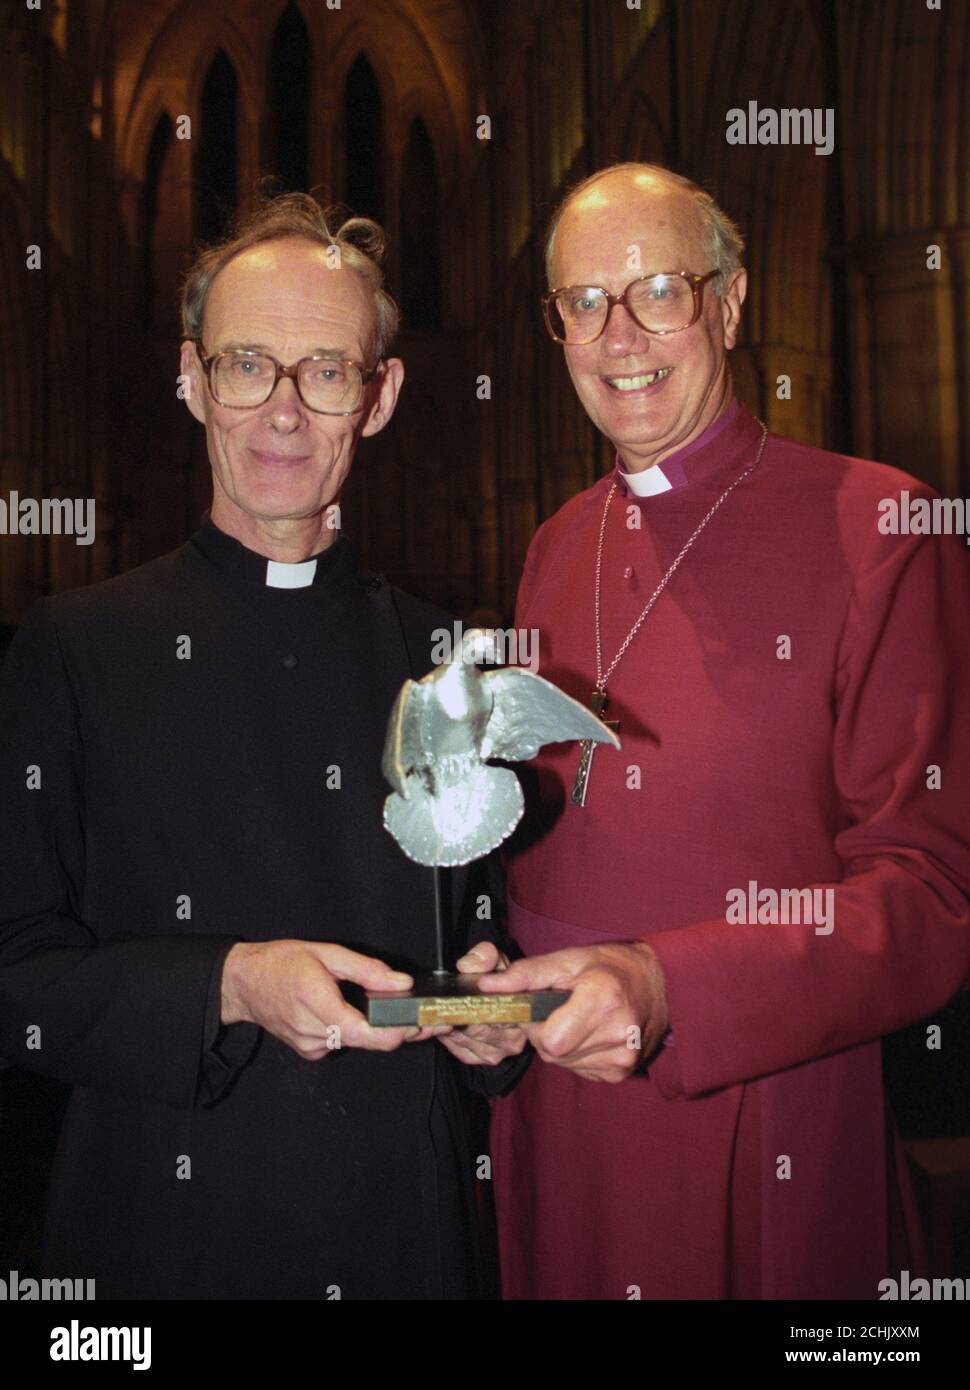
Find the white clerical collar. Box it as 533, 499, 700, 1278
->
265, 557, 319, 588
618, 460, 673, 497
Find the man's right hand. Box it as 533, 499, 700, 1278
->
220, 939, 434, 1060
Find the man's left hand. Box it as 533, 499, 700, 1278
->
477, 942, 669, 1083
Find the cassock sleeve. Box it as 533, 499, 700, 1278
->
0, 598, 261, 1109
644, 508, 970, 1100
198, 942, 263, 1105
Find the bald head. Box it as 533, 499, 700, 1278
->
545, 162, 744, 293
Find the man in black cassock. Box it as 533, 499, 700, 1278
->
0, 195, 523, 1299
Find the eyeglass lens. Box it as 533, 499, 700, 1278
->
549, 275, 697, 343
211, 353, 363, 412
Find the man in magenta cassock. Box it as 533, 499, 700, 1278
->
447, 163, 970, 1299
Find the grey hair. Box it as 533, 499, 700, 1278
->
181, 192, 400, 357
544, 162, 745, 294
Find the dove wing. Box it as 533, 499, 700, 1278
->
381, 678, 431, 796
480, 668, 621, 763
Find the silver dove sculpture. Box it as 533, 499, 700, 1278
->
382, 628, 621, 866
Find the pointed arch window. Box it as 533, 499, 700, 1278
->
196, 51, 238, 242
269, 4, 310, 191
142, 112, 173, 328
344, 55, 384, 223
400, 118, 442, 331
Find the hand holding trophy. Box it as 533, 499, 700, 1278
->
367, 628, 620, 1026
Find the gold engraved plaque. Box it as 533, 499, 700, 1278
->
417, 994, 533, 1026
366, 973, 569, 1028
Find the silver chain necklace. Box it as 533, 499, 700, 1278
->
571, 420, 769, 806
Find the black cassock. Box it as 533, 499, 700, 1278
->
0, 515, 510, 1299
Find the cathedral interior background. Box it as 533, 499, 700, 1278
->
1, 0, 969, 1276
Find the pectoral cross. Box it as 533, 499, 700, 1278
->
571, 689, 620, 807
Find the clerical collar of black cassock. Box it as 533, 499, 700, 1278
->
191, 511, 359, 590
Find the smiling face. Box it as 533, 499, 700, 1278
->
179, 236, 403, 550
550, 171, 746, 471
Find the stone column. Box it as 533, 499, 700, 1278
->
845, 230, 960, 494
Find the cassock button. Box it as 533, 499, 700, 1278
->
281, 654, 298, 670
364, 576, 382, 593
